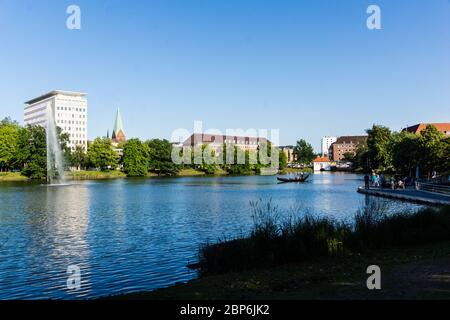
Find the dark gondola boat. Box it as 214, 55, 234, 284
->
277, 174, 310, 183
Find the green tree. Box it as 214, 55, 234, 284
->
278, 149, 288, 171
16, 125, 47, 179
366, 125, 392, 171
87, 138, 118, 171
294, 139, 315, 164
221, 144, 258, 175
146, 139, 180, 175
70, 145, 87, 170
56, 127, 71, 168
391, 131, 420, 176
123, 138, 149, 177
342, 152, 355, 162
350, 142, 369, 172
417, 125, 448, 176
0, 117, 21, 171
195, 144, 219, 174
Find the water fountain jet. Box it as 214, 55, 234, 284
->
46, 106, 66, 185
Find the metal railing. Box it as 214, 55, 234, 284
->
416, 182, 450, 197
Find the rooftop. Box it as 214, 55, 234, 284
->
403, 123, 450, 134
334, 136, 368, 144
113, 108, 125, 135
183, 133, 269, 146
25, 90, 87, 105
313, 155, 331, 163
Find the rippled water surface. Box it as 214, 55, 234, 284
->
0, 173, 422, 299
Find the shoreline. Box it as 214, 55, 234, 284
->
107, 241, 450, 300
0, 168, 318, 182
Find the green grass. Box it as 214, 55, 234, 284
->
109, 201, 450, 300
212, 168, 229, 175
197, 200, 450, 276
0, 172, 29, 181
67, 170, 127, 180
283, 167, 313, 174
111, 241, 450, 300
177, 168, 207, 176
2, 167, 276, 182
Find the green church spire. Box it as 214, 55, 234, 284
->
113, 108, 124, 136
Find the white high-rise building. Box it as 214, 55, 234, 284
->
24, 90, 88, 151
321, 136, 337, 158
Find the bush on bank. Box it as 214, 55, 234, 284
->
198, 199, 450, 275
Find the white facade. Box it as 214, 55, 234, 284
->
24, 90, 88, 151
321, 136, 337, 157
313, 161, 332, 171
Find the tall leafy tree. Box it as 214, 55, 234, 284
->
56, 127, 71, 168
195, 144, 219, 174
0, 117, 21, 171
352, 142, 370, 172
70, 145, 87, 170
87, 138, 118, 171
123, 138, 149, 177
294, 139, 315, 164
146, 139, 180, 175
226, 146, 255, 175
391, 131, 420, 176
366, 125, 392, 171
417, 125, 448, 176
16, 125, 47, 179
278, 150, 288, 171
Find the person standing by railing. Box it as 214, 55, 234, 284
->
364, 173, 370, 190
380, 174, 385, 189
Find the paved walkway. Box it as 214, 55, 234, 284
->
357, 187, 450, 205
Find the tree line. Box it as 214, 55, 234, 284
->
0, 117, 290, 179
347, 124, 450, 177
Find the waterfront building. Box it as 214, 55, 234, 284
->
183, 133, 269, 150
313, 155, 333, 171
402, 123, 450, 135
321, 136, 337, 158
24, 90, 88, 151
280, 145, 296, 163
330, 136, 367, 162
111, 108, 126, 145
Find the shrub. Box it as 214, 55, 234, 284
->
197, 199, 450, 275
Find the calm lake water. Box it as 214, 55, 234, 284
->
0, 173, 422, 299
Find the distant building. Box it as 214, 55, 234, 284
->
313, 155, 332, 171
111, 108, 126, 145
403, 123, 450, 136
280, 145, 296, 163
321, 136, 337, 158
182, 133, 270, 153
330, 136, 367, 162
24, 90, 88, 151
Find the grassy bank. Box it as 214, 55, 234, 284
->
67, 170, 127, 180
112, 202, 450, 300
283, 167, 313, 174
1, 168, 232, 182
198, 201, 450, 275
177, 168, 207, 176
114, 241, 450, 299
0, 172, 29, 181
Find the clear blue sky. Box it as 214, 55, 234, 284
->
0, 0, 449, 151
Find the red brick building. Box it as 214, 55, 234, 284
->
330, 136, 367, 162
402, 123, 450, 136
